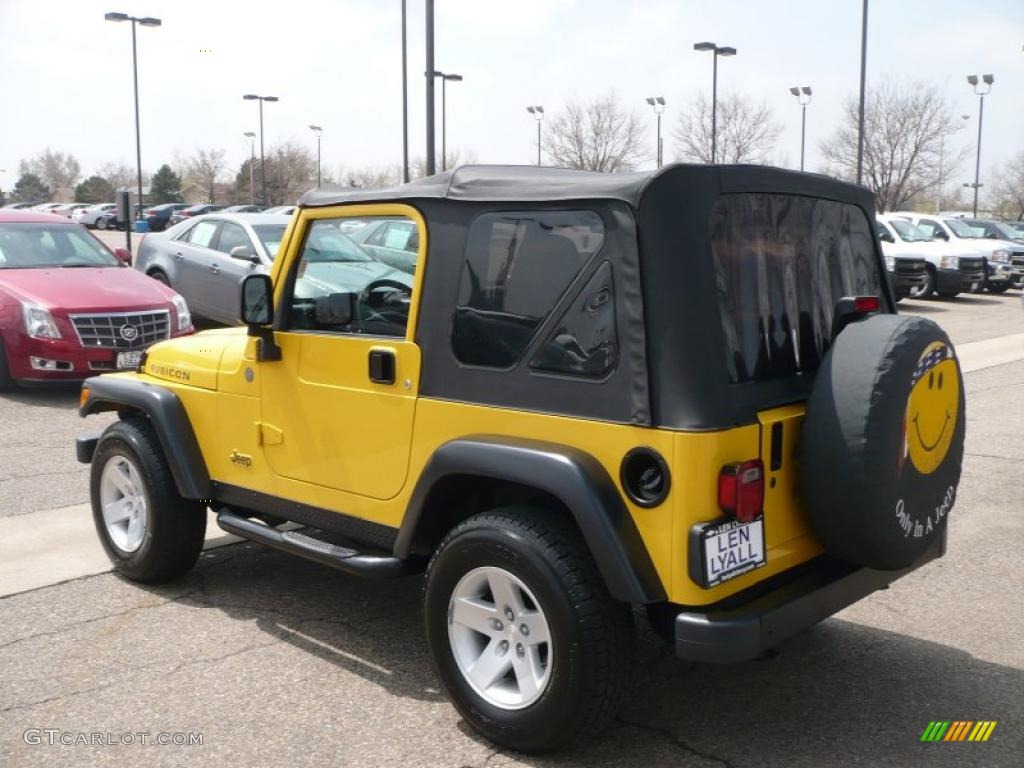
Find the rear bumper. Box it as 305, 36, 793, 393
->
674, 531, 946, 663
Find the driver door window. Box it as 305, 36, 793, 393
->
287, 216, 418, 337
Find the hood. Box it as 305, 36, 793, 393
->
0, 266, 176, 313
142, 327, 247, 391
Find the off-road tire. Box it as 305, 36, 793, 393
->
90, 418, 206, 582
424, 507, 634, 753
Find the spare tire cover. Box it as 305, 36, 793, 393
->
801, 314, 964, 570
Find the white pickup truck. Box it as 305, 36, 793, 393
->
892, 213, 1014, 294
877, 214, 984, 299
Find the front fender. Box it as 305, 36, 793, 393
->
79, 375, 211, 499
397, 436, 666, 604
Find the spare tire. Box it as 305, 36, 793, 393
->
801, 314, 964, 570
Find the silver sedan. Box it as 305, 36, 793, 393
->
134, 213, 291, 325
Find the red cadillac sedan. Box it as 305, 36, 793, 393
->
0, 210, 193, 386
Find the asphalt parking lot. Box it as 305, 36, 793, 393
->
1, 284, 1022, 767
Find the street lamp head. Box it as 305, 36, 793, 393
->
243, 94, 259, 100
717, 46, 737, 57
104, 12, 129, 22
263, 96, 279, 102
789, 86, 800, 96
243, 131, 255, 138
966, 74, 978, 86
982, 74, 994, 85
445, 73, 463, 82
961, 114, 970, 120
309, 125, 322, 133
801, 86, 812, 96
646, 97, 656, 105
656, 96, 665, 105
693, 41, 716, 51
138, 17, 161, 27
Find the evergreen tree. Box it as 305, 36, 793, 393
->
75, 175, 115, 203
12, 173, 50, 203
149, 164, 183, 204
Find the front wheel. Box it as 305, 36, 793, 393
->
424, 507, 634, 753
90, 418, 207, 582
908, 267, 935, 299
986, 282, 1010, 294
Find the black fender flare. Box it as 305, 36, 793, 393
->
396, 436, 666, 604
79, 376, 212, 500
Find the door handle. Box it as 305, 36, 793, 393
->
174, 252, 183, 261
209, 263, 220, 274
368, 348, 396, 385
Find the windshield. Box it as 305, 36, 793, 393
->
252, 225, 287, 259
944, 218, 983, 238
0, 223, 120, 269
888, 218, 932, 242
966, 219, 1018, 240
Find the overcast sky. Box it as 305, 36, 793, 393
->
1, 0, 1022, 191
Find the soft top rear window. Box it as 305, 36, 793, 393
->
710, 193, 882, 385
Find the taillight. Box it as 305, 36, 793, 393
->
718, 459, 764, 523
853, 295, 880, 312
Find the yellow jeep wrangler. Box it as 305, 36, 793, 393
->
77, 165, 964, 753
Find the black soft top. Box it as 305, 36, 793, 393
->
298, 163, 874, 213
297, 164, 884, 430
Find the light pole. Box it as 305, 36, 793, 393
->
526, 106, 544, 166
856, 0, 869, 185
935, 114, 969, 213
966, 74, 993, 218
104, 11, 161, 224
243, 132, 256, 205
645, 97, 666, 167
425, 0, 436, 176
788, 86, 812, 172
309, 125, 323, 188
243, 94, 278, 206
401, 0, 409, 183
693, 42, 736, 163
432, 72, 463, 171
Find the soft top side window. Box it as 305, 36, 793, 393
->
451, 210, 605, 369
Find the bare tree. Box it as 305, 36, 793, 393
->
262, 142, 316, 205
336, 164, 404, 189
184, 148, 227, 202
673, 93, 782, 164
988, 150, 1024, 221
96, 161, 136, 190
820, 80, 968, 212
543, 93, 644, 172
19, 148, 81, 192
412, 148, 478, 179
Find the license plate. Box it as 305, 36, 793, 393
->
696, 517, 767, 587
116, 350, 143, 370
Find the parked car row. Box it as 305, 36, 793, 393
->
0, 210, 193, 387
878, 212, 1024, 298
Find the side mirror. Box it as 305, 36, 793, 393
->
879, 231, 894, 243
241, 273, 273, 325
936, 230, 949, 240
240, 274, 281, 361
314, 292, 356, 327
230, 244, 260, 264
985, 232, 998, 239
113, 247, 132, 265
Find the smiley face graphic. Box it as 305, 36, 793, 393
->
903, 342, 959, 475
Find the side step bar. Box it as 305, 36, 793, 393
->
216, 509, 410, 578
